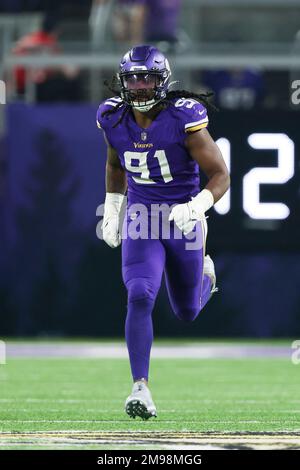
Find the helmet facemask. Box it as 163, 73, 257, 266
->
118, 69, 170, 112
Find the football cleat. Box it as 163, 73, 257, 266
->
204, 254, 218, 295
125, 381, 157, 420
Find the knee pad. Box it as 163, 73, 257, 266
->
174, 307, 199, 323
127, 278, 157, 303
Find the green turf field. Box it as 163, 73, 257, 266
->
0, 340, 300, 449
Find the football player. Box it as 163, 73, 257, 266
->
96, 45, 230, 420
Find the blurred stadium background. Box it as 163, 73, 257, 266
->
0, 0, 300, 338
0, 0, 300, 451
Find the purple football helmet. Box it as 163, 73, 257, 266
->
117, 45, 171, 112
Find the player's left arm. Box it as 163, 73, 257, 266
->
185, 127, 230, 203
169, 127, 230, 234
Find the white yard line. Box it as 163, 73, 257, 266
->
2, 431, 300, 437
0, 419, 295, 423
2, 408, 299, 413
0, 398, 298, 404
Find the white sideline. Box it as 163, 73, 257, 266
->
4, 342, 291, 359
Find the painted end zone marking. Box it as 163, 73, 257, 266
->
1, 431, 300, 450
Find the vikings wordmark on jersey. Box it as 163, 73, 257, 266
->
97, 97, 209, 206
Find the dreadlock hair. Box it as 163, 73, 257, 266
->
101, 76, 218, 128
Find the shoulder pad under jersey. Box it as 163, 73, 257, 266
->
172, 97, 209, 133
96, 96, 124, 131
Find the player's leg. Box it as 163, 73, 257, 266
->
122, 235, 165, 381
122, 232, 165, 419
164, 220, 216, 322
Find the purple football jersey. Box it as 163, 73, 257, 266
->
96, 97, 208, 206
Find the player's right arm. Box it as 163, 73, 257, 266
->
105, 133, 127, 194
102, 133, 127, 248
97, 99, 127, 248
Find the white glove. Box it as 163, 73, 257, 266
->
168, 189, 214, 235
102, 192, 126, 248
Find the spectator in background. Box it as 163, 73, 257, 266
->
202, 68, 265, 110
113, 0, 146, 44
90, 0, 146, 46
90, 0, 181, 50
145, 0, 181, 50
11, 18, 81, 102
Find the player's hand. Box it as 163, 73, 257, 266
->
168, 202, 198, 235
102, 193, 126, 248
168, 189, 214, 235
102, 214, 121, 248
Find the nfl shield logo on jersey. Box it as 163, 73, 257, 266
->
141, 131, 147, 141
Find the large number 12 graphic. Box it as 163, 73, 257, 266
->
124, 150, 173, 184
